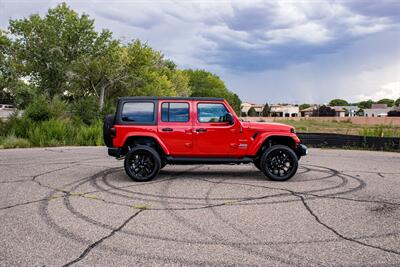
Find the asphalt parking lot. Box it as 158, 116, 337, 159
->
1, 147, 400, 266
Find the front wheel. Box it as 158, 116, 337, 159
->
124, 145, 161, 182
260, 145, 298, 181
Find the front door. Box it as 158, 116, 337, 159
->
194, 102, 240, 156
157, 101, 193, 156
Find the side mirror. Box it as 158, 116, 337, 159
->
225, 113, 234, 125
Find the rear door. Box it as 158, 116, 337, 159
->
193, 101, 240, 156
157, 100, 194, 156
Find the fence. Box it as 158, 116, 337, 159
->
297, 133, 400, 151
241, 116, 400, 126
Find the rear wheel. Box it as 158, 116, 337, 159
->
260, 145, 298, 181
124, 145, 161, 182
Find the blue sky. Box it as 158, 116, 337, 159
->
1, 0, 399, 104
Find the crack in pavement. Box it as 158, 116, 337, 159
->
62, 209, 143, 267
194, 177, 400, 256
293, 192, 400, 256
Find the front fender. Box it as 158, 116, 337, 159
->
247, 132, 300, 155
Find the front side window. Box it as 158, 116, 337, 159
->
121, 102, 154, 122
198, 103, 229, 123
161, 102, 189, 122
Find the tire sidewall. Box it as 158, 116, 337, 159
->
124, 145, 161, 182
260, 145, 298, 181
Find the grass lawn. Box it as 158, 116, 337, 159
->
274, 119, 400, 137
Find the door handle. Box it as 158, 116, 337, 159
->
162, 128, 173, 132
195, 128, 207, 133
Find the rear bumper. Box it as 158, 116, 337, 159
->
295, 143, 308, 158
108, 147, 122, 158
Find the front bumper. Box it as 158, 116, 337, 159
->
295, 143, 308, 158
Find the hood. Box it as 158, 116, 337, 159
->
241, 121, 294, 133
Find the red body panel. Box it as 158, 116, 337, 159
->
112, 99, 301, 157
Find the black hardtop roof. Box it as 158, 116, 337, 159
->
118, 96, 224, 101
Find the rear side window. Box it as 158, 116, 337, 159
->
121, 102, 154, 123
197, 103, 229, 123
161, 102, 189, 122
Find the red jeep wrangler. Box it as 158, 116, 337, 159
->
104, 97, 307, 182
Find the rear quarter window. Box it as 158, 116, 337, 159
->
121, 102, 155, 123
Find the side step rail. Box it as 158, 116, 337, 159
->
165, 156, 253, 165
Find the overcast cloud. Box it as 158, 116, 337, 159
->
0, 0, 399, 104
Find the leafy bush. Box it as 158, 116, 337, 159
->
49, 96, 69, 119
74, 120, 103, 146
1, 112, 32, 138
25, 96, 52, 122
27, 119, 74, 146
71, 96, 100, 125
1, 135, 31, 148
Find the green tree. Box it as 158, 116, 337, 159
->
377, 98, 394, 107
1, 30, 38, 107
169, 70, 191, 97
0, 30, 15, 104
248, 107, 258, 117
357, 100, 375, 109
299, 103, 311, 110
9, 3, 112, 100
395, 97, 400, 107
329, 99, 348, 106
262, 102, 271, 116
184, 69, 241, 114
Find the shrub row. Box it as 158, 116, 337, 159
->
0, 118, 103, 148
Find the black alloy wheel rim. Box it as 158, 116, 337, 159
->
128, 151, 155, 178
266, 149, 294, 177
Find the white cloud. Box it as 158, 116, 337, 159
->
355, 82, 400, 101
1, 0, 399, 103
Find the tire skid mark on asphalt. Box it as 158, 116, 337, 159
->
40, 166, 260, 266
0, 166, 117, 211
157, 170, 300, 267
197, 175, 400, 256
198, 175, 398, 207
197, 171, 400, 255
205, 176, 323, 266
203, 176, 326, 267
28, 162, 400, 266
86, 166, 341, 205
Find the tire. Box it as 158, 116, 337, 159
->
260, 145, 298, 181
103, 114, 115, 147
124, 145, 161, 182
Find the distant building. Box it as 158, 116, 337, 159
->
300, 105, 357, 117
331, 107, 346, 117
364, 104, 391, 117
300, 106, 316, 117
331, 106, 359, 117
270, 104, 299, 117
240, 102, 264, 116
